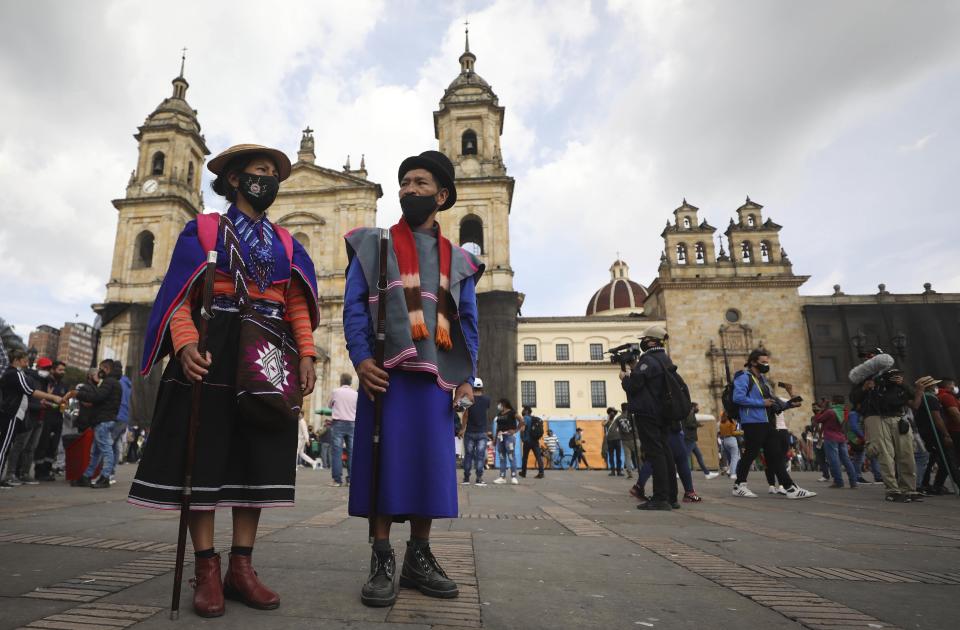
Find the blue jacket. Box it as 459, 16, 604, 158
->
732, 370, 770, 425
117, 376, 132, 423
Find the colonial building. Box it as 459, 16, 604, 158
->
644, 198, 814, 433
95, 36, 518, 424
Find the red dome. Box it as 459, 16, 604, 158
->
586, 259, 647, 315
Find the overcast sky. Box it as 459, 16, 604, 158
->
2, 0, 958, 340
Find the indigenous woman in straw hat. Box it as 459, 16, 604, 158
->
129, 144, 319, 617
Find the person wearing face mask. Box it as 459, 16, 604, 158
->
620, 325, 680, 510
72, 359, 122, 489
731, 349, 815, 500
342, 150, 482, 608
128, 144, 320, 618
33, 360, 68, 481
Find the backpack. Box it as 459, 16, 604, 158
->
721, 370, 753, 421
839, 406, 864, 449
661, 366, 693, 424
529, 416, 544, 440
568, 436, 577, 449
617, 415, 634, 436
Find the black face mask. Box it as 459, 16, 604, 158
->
757, 364, 771, 374
237, 173, 279, 213
97, 370, 106, 380
400, 194, 437, 227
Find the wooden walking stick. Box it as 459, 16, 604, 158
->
170, 249, 218, 620
368, 229, 390, 544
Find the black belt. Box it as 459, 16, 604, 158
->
212, 295, 285, 319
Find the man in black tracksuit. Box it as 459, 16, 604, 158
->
621, 325, 678, 511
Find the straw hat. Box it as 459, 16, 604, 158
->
915, 376, 941, 390
207, 144, 292, 182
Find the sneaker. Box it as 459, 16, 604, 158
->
768, 485, 787, 495
329, 481, 343, 487
493, 477, 506, 485
0, 480, 15, 489
816, 477, 830, 482
535, 472, 544, 479
886, 492, 910, 502
92, 476, 111, 489
4, 478, 23, 487
474, 479, 487, 487
829, 483, 844, 489
510, 476, 519, 485
18, 477, 39, 486
361, 546, 397, 607
399, 541, 458, 598
856, 477, 870, 485
907, 492, 924, 502
785, 485, 816, 499
732, 483, 757, 498
682, 491, 702, 503
109, 478, 117, 485
705, 472, 720, 480
460, 479, 471, 485
629, 486, 647, 501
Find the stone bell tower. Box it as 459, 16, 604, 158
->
646, 197, 814, 430
433, 25, 519, 403
94, 53, 209, 424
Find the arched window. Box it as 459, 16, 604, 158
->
132, 230, 155, 269
760, 241, 771, 263
187, 162, 195, 186
459, 214, 484, 255
740, 241, 752, 263
682, 216, 691, 229
676, 243, 688, 265
151, 152, 165, 175
695, 242, 706, 264
747, 214, 756, 227
461, 130, 478, 156
293, 232, 310, 252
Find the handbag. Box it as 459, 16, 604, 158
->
221, 215, 302, 429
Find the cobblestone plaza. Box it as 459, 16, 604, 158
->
0, 467, 956, 629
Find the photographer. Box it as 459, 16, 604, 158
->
619, 325, 678, 511
731, 349, 815, 499
849, 349, 917, 502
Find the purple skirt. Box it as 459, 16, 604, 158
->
348, 369, 457, 521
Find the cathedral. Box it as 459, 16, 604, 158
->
94, 38, 518, 423
95, 38, 960, 442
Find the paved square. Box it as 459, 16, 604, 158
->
0, 466, 957, 629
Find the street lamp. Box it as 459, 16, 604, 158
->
849, 329, 867, 356
890, 332, 907, 359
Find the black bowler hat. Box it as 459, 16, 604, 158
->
398, 150, 457, 210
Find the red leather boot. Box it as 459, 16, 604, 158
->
191, 554, 225, 618
223, 553, 280, 610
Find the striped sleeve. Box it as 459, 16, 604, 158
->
16, 370, 34, 397
285, 277, 317, 359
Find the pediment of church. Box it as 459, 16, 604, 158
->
282, 162, 380, 194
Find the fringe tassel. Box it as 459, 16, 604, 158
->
435, 326, 453, 351
411, 321, 430, 341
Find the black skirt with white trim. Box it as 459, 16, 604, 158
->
128, 307, 298, 510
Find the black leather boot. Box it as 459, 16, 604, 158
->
399, 540, 458, 598
360, 546, 397, 607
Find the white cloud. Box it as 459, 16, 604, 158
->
899, 132, 937, 152
2, 0, 959, 336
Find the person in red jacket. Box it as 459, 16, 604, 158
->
813, 396, 858, 489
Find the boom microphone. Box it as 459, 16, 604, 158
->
848, 353, 895, 384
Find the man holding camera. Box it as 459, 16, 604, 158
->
848, 349, 917, 502
731, 349, 815, 499
619, 325, 679, 511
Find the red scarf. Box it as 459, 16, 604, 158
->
390, 218, 453, 350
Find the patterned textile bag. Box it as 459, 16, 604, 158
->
221, 215, 302, 428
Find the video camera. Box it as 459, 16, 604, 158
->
607, 343, 641, 368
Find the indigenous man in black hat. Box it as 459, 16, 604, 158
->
343, 150, 483, 606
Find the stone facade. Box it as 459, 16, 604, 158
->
647, 199, 814, 433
